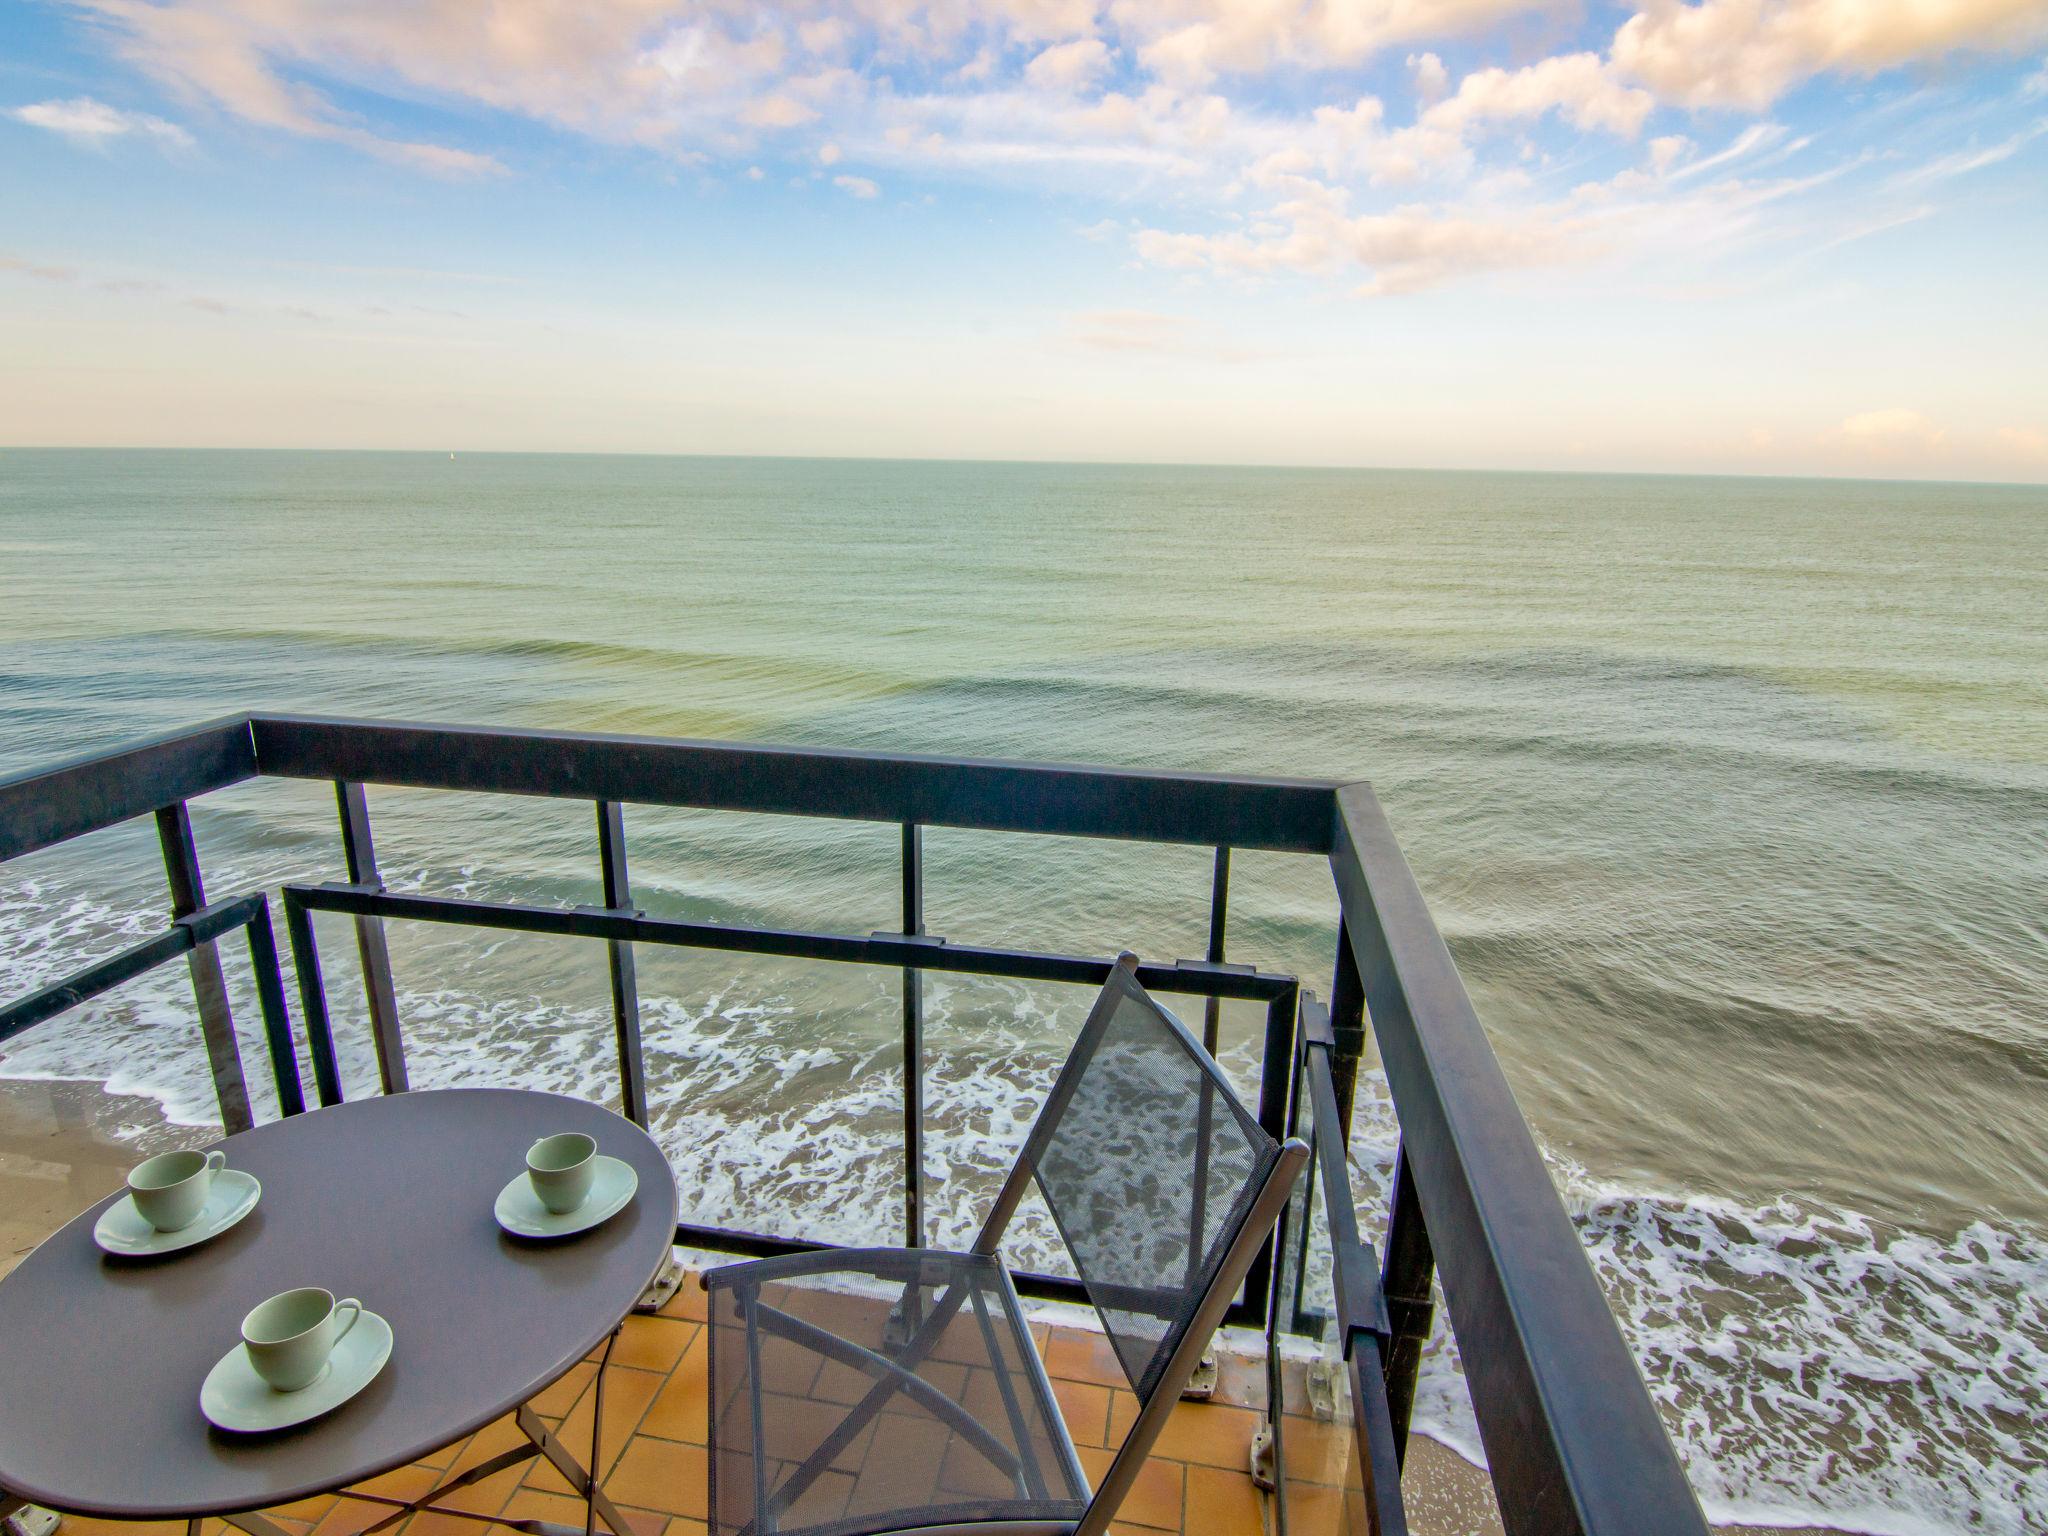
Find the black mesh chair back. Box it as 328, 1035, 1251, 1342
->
975, 958, 1282, 1409
708, 953, 1307, 1536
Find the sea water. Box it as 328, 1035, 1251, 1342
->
1, 450, 2043, 1532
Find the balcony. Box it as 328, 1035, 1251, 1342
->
0, 714, 1710, 1536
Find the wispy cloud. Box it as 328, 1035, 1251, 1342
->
33, 0, 2048, 303
1887, 119, 2048, 188
1, 249, 476, 328
1062, 308, 1269, 360
9, 95, 192, 148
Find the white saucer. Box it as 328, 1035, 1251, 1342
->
494, 1155, 638, 1239
200, 1310, 393, 1433
94, 1170, 262, 1257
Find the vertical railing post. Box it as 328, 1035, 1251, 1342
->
282, 888, 344, 1107
900, 822, 926, 1250
1240, 978, 1298, 1324
1379, 1146, 1437, 1463
335, 782, 408, 1094
596, 801, 648, 1128
1328, 918, 1367, 1138
1188, 847, 1231, 1296
1201, 846, 1230, 1054
242, 895, 305, 1117
1336, 912, 1438, 1460
154, 802, 254, 1133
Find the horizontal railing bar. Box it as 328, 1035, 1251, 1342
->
1349, 1336, 1412, 1536
284, 883, 1299, 1000
0, 715, 257, 864
247, 714, 1342, 853
1332, 782, 1707, 1536
0, 892, 268, 1045
1301, 998, 1390, 1353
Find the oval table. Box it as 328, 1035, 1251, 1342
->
0, 1088, 677, 1536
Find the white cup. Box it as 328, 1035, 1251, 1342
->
127, 1149, 226, 1232
242, 1287, 363, 1392
526, 1132, 597, 1214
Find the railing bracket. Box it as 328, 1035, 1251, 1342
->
634, 1254, 683, 1315
0, 1504, 59, 1536
1249, 1422, 1276, 1491
1306, 1356, 1342, 1419
1180, 1349, 1217, 1400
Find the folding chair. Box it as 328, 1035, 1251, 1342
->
702, 952, 1309, 1536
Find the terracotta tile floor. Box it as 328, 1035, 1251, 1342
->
49, 1269, 1359, 1536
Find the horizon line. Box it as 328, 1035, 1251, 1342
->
3, 444, 2043, 492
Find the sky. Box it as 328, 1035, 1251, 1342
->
2, 0, 2046, 479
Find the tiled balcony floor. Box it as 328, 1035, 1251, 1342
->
49, 1270, 1360, 1536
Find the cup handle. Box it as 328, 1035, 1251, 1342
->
204, 1151, 227, 1175
332, 1298, 363, 1347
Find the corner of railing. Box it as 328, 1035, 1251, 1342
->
0, 712, 260, 864
1327, 781, 1708, 1536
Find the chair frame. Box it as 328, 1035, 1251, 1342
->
704, 952, 1310, 1536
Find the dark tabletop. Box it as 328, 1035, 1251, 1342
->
0, 1088, 677, 1519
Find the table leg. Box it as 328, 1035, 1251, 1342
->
515, 1404, 633, 1536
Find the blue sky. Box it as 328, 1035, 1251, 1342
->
3, 0, 2045, 478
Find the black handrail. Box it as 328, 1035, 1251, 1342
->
0, 715, 256, 864
1332, 783, 1706, 1535
245, 713, 1339, 851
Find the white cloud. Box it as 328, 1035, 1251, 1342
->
1409, 52, 1450, 104
833, 172, 880, 196
1839, 407, 1949, 447
818, 140, 844, 164
1060, 307, 1271, 359
1614, 0, 2048, 110
1025, 38, 1114, 92
1995, 426, 2048, 461
1424, 53, 1654, 137
9, 96, 193, 148
1648, 133, 1692, 171
954, 48, 1000, 84
1134, 192, 1587, 293
798, 16, 851, 56
1132, 0, 1552, 86
743, 95, 821, 129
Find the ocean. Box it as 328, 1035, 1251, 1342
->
0, 449, 2043, 1532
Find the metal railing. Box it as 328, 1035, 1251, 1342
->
0, 712, 1711, 1536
